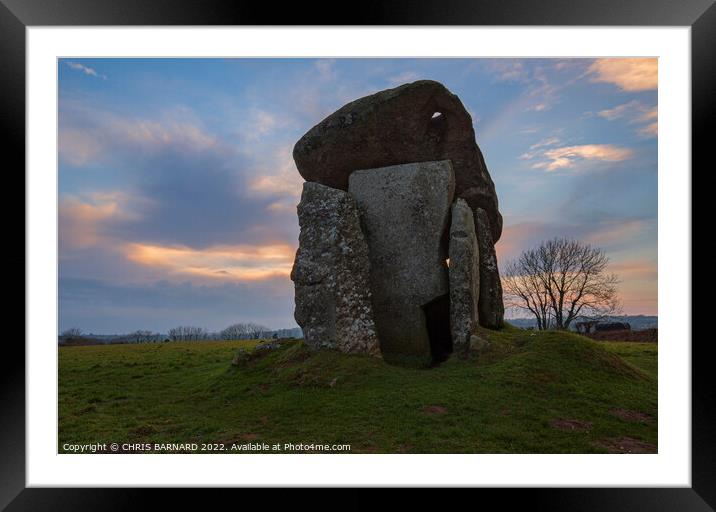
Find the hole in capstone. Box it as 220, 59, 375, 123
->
427, 111, 447, 144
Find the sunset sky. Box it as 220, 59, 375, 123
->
58, 58, 657, 334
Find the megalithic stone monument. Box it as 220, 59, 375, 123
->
290, 80, 504, 366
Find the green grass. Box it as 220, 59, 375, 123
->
58, 327, 657, 453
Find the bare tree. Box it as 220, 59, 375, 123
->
128, 330, 155, 343
219, 323, 243, 340
503, 259, 554, 330
61, 327, 83, 338
168, 325, 209, 341
502, 238, 621, 330
245, 322, 270, 339
219, 322, 270, 340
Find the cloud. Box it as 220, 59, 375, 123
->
59, 100, 301, 244
527, 144, 634, 171
528, 103, 548, 112
252, 110, 279, 135
595, 100, 658, 138
496, 216, 657, 316
519, 137, 561, 160
59, 106, 221, 167
583, 218, 653, 248
59, 192, 149, 250
387, 70, 420, 85
65, 61, 107, 80
229, 60, 380, 141
58, 193, 298, 287
597, 100, 638, 121
59, 129, 104, 166
531, 137, 560, 149
125, 242, 295, 282
585, 58, 657, 92
475, 61, 571, 142
315, 59, 337, 80
609, 257, 658, 315
495, 222, 551, 261
483, 59, 564, 113
637, 122, 658, 137
59, 277, 297, 333
248, 146, 304, 199
610, 260, 657, 280
486, 60, 530, 83
496, 217, 655, 261
58, 105, 307, 300
496, 220, 602, 262
234, 108, 286, 143
524, 67, 561, 112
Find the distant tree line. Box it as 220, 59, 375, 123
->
128, 330, 158, 343
168, 325, 209, 341
61, 327, 84, 338
60, 321, 283, 345
219, 322, 271, 340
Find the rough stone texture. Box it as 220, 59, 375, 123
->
474, 207, 505, 329
290, 182, 380, 356
469, 334, 490, 352
293, 80, 502, 243
348, 160, 455, 366
449, 198, 480, 356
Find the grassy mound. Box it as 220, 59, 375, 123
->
59, 327, 657, 453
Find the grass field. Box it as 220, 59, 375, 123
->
58, 325, 657, 454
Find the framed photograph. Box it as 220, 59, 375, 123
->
7, 0, 711, 508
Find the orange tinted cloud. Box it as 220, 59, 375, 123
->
611, 260, 658, 315
125, 242, 295, 282
248, 146, 305, 209
59, 192, 144, 250
250, 147, 303, 195
531, 144, 633, 171
638, 122, 658, 137
59, 129, 104, 166
494, 222, 549, 262
611, 261, 657, 280
597, 100, 654, 122
596, 100, 657, 138
586, 58, 657, 92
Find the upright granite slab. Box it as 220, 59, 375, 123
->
449, 198, 480, 356
349, 160, 455, 366
291, 182, 380, 356
474, 207, 505, 329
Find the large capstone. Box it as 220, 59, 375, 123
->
449, 198, 480, 356
474, 207, 505, 329
290, 182, 380, 356
293, 80, 502, 243
348, 160, 455, 366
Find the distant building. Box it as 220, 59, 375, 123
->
576, 321, 599, 334
576, 321, 631, 334
594, 321, 631, 332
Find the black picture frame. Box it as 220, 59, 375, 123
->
5, 0, 711, 509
